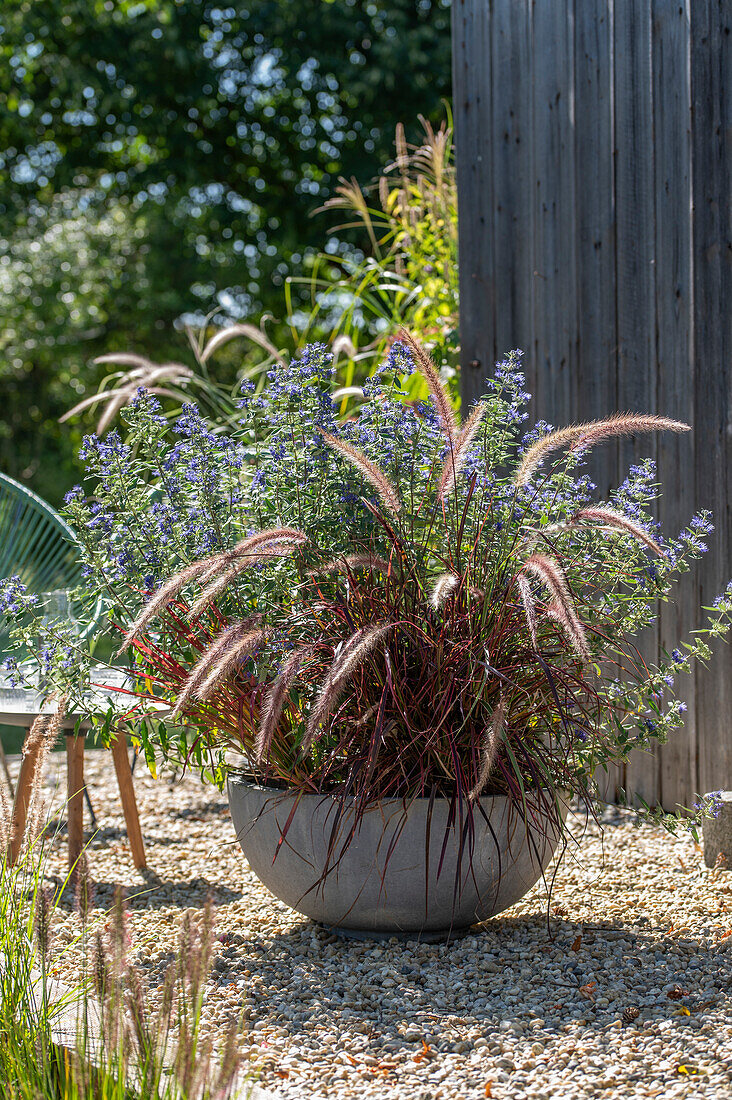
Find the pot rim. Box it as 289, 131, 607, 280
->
227, 773, 568, 810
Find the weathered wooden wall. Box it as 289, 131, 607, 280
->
452, 0, 731, 809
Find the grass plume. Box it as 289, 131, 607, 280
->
399, 328, 457, 440
120, 559, 222, 651
304, 623, 395, 751
194, 626, 271, 702
430, 573, 459, 610
516, 574, 538, 649
121, 528, 305, 648
437, 400, 487, 500
255, 646, 313, 763
519, 554, 590, 662
170, 618, 267, 718
570, 507, 667, 557
314, 553, 395, 577
188, 547, 297, 620
468, 698, 505, 802
515, 413, 690, 486
319, 431, 402, 516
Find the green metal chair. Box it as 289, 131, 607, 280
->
0, 472, 97, 652
0, 473, 147, 867
0, 472, 99, 797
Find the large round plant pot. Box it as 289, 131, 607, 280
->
227, 777, 567, 938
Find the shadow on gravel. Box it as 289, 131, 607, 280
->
166, 911, 727, 1061
169, 801, 230, 822
50, 868, 244, 911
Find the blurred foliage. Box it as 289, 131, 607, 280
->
66, 115, 459, 441
0, 0, 451, 504
290, 114, 458, 406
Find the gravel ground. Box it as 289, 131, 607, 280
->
12, 749, 732, 1100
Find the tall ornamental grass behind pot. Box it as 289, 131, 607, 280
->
3, 331, 730, 938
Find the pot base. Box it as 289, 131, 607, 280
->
228, 778, 567, 935
324, 922, 475, 944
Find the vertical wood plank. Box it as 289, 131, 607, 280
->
653, 0, 697, 813
574, 0, 617, 493
452, 0, 732, 810
531, 0, 578, 430
575, 0, 621, 801
614, 0, 660, 806
491, 0, 534, 394
453, 0, 495, 408
691, 0, 732, 799
66, 733, 85, 875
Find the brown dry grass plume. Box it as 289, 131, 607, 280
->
399, 328, 457, 440
514, 413, 690, 486
304, 622, 395, 751
468, 697, 506, 802
519, 555, 590, 661
437, 400, 487, 500
255, 646, 314, 764
570, 507, 667, 558
319, 430, 402, 517
121, 527, 306, 649
170, 617, 269, 718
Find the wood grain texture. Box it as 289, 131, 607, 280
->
452, 0, 495, 406
691, 0, 732, 798
491, 0, 533, 391
110, 729, 146, 870
614, 0, 661, 808
531, 0, 577, 430
653, 0, 697, 812
575, 0, 622, 802
574, 0, 617, 492
454, 0, 732, 810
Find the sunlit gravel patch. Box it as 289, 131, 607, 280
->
21, 751, 732, 1100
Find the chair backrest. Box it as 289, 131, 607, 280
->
0, 473, 99, 654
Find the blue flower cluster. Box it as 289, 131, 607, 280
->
0, 576, 40, 616
520, 420, 555, 453
486, 350, 531, 427
681, 511, 714, 557
693, 790, 724, 819
1, 656, 20, 688
713, 578, 732, 609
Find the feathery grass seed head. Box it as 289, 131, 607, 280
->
570, 507, 667, 558
437, 400, 487, 499
255, 646, 313, 764
319, 431, 402, 517
468, 698, 505, 802
520, 554, 590, 661
515, 414, 689, 486
398, 328, 457, 439
304, 622, 395, 750
430, 573, 459, 610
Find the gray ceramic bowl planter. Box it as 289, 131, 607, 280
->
227, 777, 567, 940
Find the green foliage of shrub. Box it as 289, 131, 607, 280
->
288, 115, 459, 397
4, 338, 730, 842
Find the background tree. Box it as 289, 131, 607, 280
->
0, 0, 452, 503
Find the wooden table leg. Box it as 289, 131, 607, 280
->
6, 726, 42, 866
66, 733, 85, 875
110, 729, 146, 870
